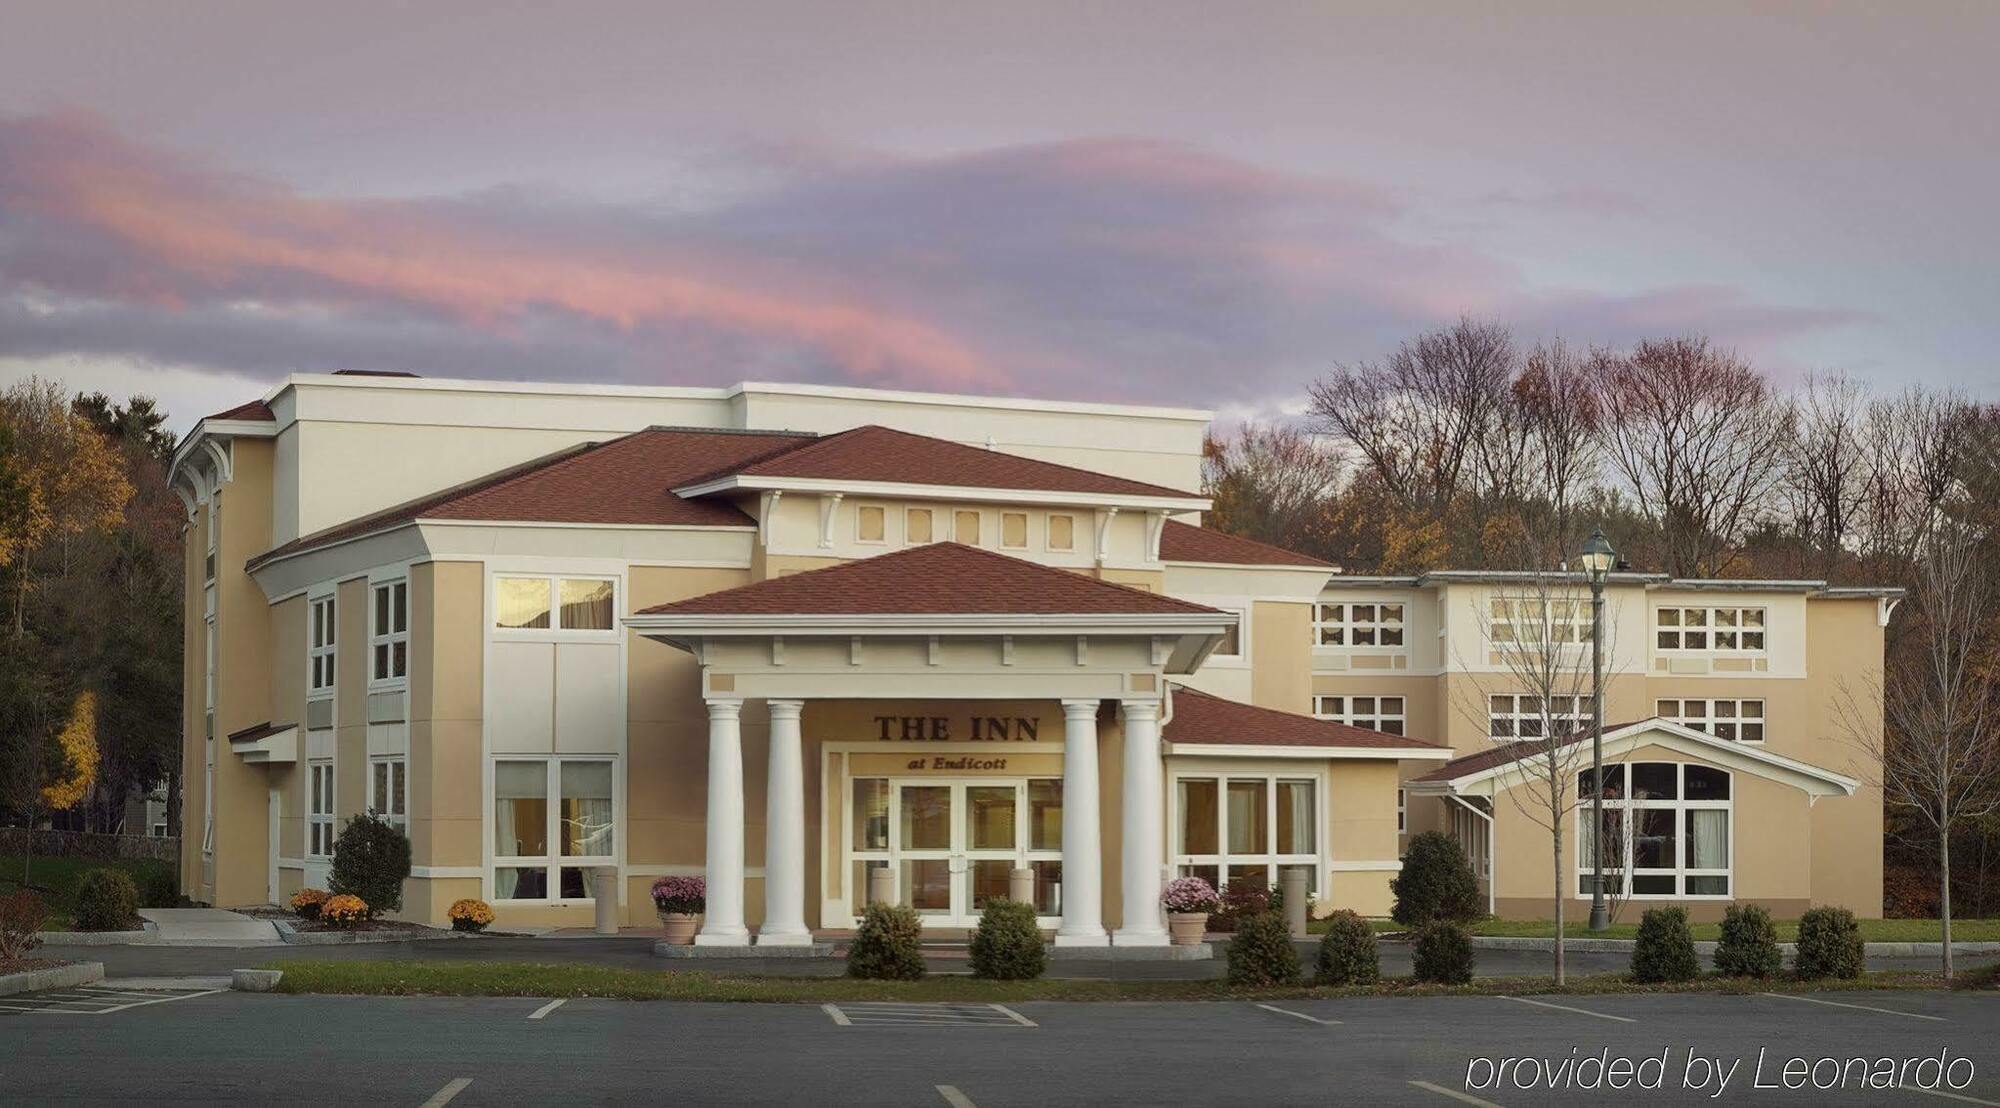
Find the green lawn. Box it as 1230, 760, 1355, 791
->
269, 959, 1968, 1003
1445, 917, 2000, 943
0, 853, 174, 930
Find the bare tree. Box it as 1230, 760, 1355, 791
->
1856, 388, 1973, 573
1780, 373, 1869, 578
1452, 570, 1624, 984
1201, 422, 1344, 552
1596, 337, 1787, 577
1840, 523, 2000, 980
1513, 338, 1605, 556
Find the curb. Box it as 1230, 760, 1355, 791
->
34, 921, 162, 946
231, 969, 284, 992
0, 960, 105, 997
273, 919, 466, 945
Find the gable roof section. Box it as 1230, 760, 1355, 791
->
248, 427, 808, 570
207, 399, 276, 422
1163, 685, 1448, 757
1158, 520, 1332, 569
1407, 718, 1858, 797
637, 542, 1219, 617
677, 424, 1202, 502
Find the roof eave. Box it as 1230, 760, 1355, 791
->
672, 474, 1210, 513
1164, 741, 1453, 760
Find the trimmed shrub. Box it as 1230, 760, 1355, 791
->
1390, 832, 1481, 926
321, 894, 368, 929
1714, 904, 1782, 978
1410, 921, 1475, 985
1631, 906, 1700, 983
1795, 906, 1864, 980
1211, 880, 1272, 933
968, 899, 1046, 980
138, 867, 179, 910
1226, 910, 1301, 986
0, 890, 49, 960
848, 902, 926, 980
329, 813, 411, 916
73, 868, 139, 932
1314, 909, 1380, 986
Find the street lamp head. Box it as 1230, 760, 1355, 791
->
1579, 528, 1616, 580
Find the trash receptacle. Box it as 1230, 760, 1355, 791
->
1281, 867, 1308, 939
593, 866, 620, 935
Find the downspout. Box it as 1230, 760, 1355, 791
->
1446, 793, 1496, 916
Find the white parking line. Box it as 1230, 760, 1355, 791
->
935, 1085, 978, 1108
1760, 992, 1947, 1022
1254, 1003, 1341, 1026
418, 1077, 472, 1108
1498, 995, 1635, 1023
822, 1003, 852, 1026
526, 998, 566, 1020
988, 1004, 1036, 1028
1409, 1079, 1503, 1106
1903, 1086, 2000, 1106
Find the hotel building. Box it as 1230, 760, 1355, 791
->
171, 373, 1890, 937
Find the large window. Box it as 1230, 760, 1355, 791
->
308, 760, 335, 857
1489, 595, 1591, 645
1489, 693, 1588, 741
370, 580, 408, 683
1313, 601, 1405, 648
494, 576, 615, 632
1658, 698, 1765, 743
1175, 774, 1319, 898
1313, 695, 1406, 736
308, 595, 336, 696
494, 758, 616, 900
1656, 606, 1766, 653
370, 756, 407, 831
1578, 762, 1731, 898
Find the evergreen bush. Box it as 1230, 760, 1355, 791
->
1225, 911, 1301, 986
1794, 906, 1864, 979
847, 902, 926, 980
1714, 904, 1782, 978
329, 813, 411, 916
73, 868, 139, 932
1410, 921, 1475, 985
1390, 832, 1481, 926
138, 867, 179, 910
1313, 909, 1380, 986
1631, 906, 1700, 983
968, 899, 1046, 980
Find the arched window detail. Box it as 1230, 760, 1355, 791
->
1575, 762, 1731, 899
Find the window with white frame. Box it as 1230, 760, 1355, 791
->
204, 497, 219, 583
1578, 762, 1731, 898
494, 576, 615, 632
855, 504, 887, 544
308, 595, 336, 696
1655, 606, 1766, 652
370, 580, 408, 683
1313, 694, 1406, 736
1174, 774, 1318, 898
369, 756, 407, 830
1489, 595, 1591, 645
1488, 693, 1588, 741
493, 758, 616, 900
1001, 511, 1028, 549
1046, 514, 1075, 551
1313, 601, 1405, 647
1397, 788, 1407, 833
308, 760, 335, 857
1658, 698, 1765, 743
905, 507, 934, 544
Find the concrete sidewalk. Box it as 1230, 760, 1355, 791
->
134, 909, 281, 947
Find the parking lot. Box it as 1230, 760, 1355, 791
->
2, 981, 1997, 1106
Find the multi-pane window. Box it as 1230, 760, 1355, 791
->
494, 576, 615, 632
1313, 602, 1405, 647
493, 758, 616, 900
370, 757, 407, 830
1313, 695, 1406, 736
308, 595, 336, 695
1488, 693, 1588, 741
1046, 514, 1075, 551
1489, 595, 1591, 645
1174, 775, 1319, 899
1578, 762, 1731, 898
308, 761, 335, 857
1658, 699, 1765, 743
1656, 606, 1766, 652
370, 580, 408, 683
1397, 788, 1407, 833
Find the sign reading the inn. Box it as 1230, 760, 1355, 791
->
872, 715, 1041, 742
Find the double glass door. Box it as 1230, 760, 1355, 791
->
852, 778, 1062, 926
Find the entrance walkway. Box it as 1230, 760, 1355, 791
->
137, 909, 281, 947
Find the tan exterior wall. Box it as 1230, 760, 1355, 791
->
209, 439, 277, 907
270, 595, 306, 866
1805, 599, 1886, 916
334, 576, 370, 825
1249, 601, 1312, 713
1325, 759, 1402, 916
410, 561, 486, 882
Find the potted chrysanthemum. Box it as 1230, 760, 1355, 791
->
651, 875, 705, 944
1161, 876, 1219, 945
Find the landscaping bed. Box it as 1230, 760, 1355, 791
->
1336, 916, 2000, 943
0, 854, 175, 931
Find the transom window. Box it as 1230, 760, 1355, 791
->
1314, 601, 1405, 647
1488, 693, 1588, 741
1658, 698, 1765, 743
1174, 774, 1318, 898
1313, 695, 1406, 736
1578, 762, 1731, 898
308, 595, 336, 696
494, 758, 616, 901
307, 760, 335, 857
494, 576, 615, 632
1489, 595, 1591, 645
369, 756, 407, 830
370, 580, 408, 683
1656, 606, 1766, 652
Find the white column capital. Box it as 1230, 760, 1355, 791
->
1118, 698, 1161, 723
766, 699, 805, 721
705, 698, 743, 721
1060, 698, 1100, 718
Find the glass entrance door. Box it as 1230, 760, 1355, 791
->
897, 784, 955, 919
848, 777, 1063, 927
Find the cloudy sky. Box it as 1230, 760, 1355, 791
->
2, 2, 1994, 432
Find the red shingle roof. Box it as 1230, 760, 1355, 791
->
1158, 520, 1332, 569
248, 428, 810, 569
694, 424, 1200, 501
1409, 720, 1651, 782
207, 399, 275, 422
1164, 685, 1447, 751
638, 542, 1221, 617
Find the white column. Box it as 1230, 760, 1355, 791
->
1114, 697, 1169, 946
759, 699, 812, 945
696, 699, 749, 946
1054, 698, 1108, 947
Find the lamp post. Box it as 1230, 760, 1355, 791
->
1580, 528, 1616, 933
